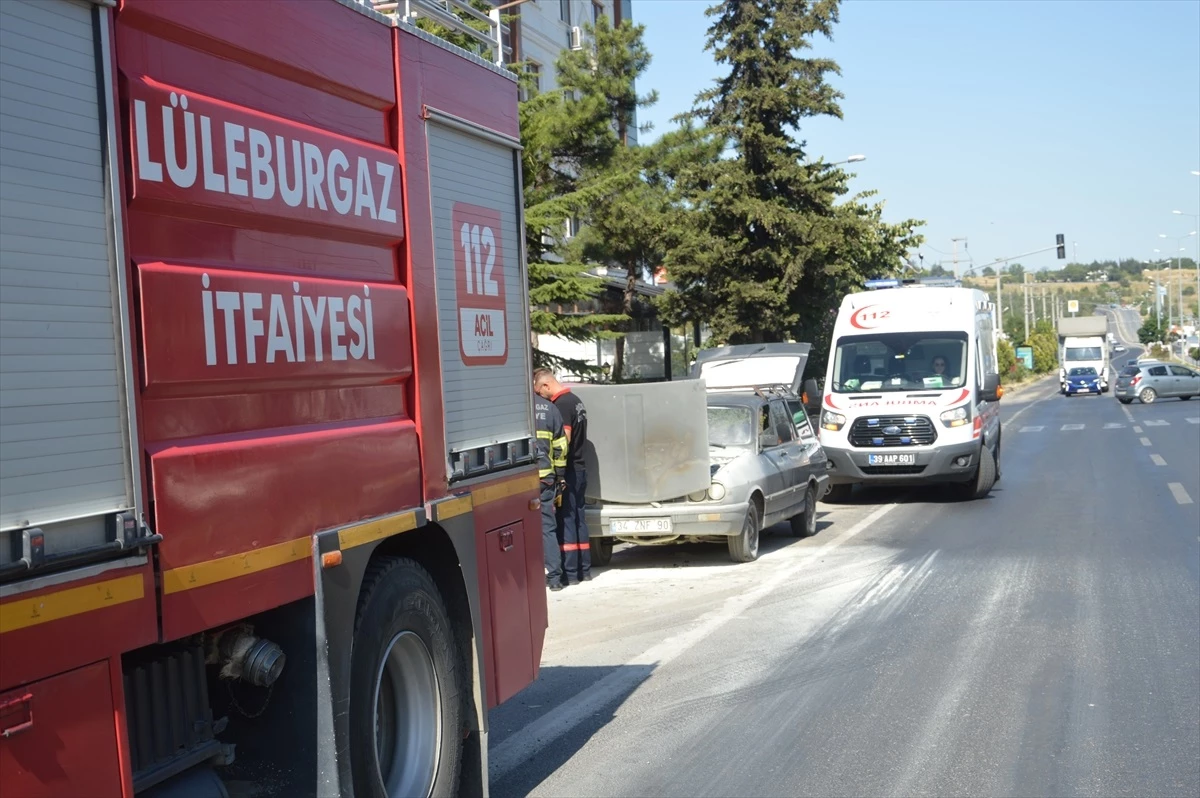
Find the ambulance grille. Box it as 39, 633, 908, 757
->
848, 416, 937, 447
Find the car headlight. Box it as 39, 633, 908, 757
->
707, 481, 727, 501
939, 405, 970, 427
820, 410, 846, 431
688, 489, 708, 502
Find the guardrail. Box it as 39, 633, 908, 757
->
373, 0, 510, 65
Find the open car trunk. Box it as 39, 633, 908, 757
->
691, 343, 812, 393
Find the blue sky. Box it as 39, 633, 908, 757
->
631, 0, 1200, 275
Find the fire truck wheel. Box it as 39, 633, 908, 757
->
350, 557, 464, 798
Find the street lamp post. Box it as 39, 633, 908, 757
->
824, 154, 866, 167
1159, 231, 1198, 330
1172, 211, 1200, 323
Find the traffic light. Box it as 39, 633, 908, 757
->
1056, 233, 1065, 259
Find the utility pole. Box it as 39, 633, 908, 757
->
996, 272, 1003, 336
951, 237, 968, 280
1023, 272, 1031, 343
1042, 284, 1047, 320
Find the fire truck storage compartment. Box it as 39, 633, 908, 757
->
0, 0, 140, 574
427, 120, 533, 480
484, 522, 534, 705
0, 659, 124, 797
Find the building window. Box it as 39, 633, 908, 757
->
565, 216, 582, 239
521, 62, 541, 101
560, 0, 571, 24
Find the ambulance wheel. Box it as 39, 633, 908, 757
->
823, 483, 854, 504
728, 500, 761, 563
590, 537, 614, 567
350, 557, 463, 798
956, 444, 996, 501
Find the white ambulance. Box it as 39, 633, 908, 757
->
816, 280, 1004, 501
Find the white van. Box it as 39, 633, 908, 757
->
816, 282, 1003, 501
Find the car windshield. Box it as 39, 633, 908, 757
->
831, 332, 968, 393
1069, 367, 1097, 377
707, 406, 754, 447
1065, 346, 1103, 360
1120, 366, 1139, 377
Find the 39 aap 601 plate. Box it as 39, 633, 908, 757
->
868, 453, 916, 466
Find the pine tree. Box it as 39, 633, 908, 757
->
658, 0, 923, 366
520, 16, 659, 371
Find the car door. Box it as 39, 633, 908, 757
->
769, 399, 807, 516
1146, 365, 1172, 396
1169, 365, 1200, 397
756, 403, 790, 520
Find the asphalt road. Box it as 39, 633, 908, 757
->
489, 341, 1199, 797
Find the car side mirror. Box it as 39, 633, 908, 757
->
802, 378, 821, 414
980, 373, 1002, 402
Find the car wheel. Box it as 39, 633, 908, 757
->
728, 500, 761, 563
1139, 387, 1157, 404
822, 483, 854, 504
589, 536, 614, 567
1118, 398, 1133, 404
350, 558, 463, 798
789, 483, 818, 538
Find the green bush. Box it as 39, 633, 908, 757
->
1190, 347, 1200, 361
997, 339, 1017, 377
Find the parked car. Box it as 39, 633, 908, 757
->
1114, 362, 1200, 404
1063, 366, 1102, 396
1113, 343, 1127, 353
582, 345, 830, 564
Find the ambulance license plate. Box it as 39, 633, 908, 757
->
868, 453, 916, 466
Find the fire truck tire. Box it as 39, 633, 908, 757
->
350, 557, 464, 798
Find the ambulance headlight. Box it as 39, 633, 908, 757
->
939, 405, 970, 427
821, 410, 846, 432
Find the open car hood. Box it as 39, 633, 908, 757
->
691, 343, 812, 394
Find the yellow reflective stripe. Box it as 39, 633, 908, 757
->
539, 466, 554, 477
1, 574, 144, 634
536, 430, 554, 439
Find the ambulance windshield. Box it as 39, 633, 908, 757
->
831, 332, 969, 393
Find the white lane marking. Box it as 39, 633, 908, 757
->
1103, 423, 1125, 429
1168, 483, 1194, 505
1145, 420, 1170, 427
1151, 454, 1167, 466
1140, 437, 1152, 447
1062, 424, 1086, 431
1188, 417, 1199, 425
1120, 404, 1136, 423
1133, 425, 1143, 433
488, 500, 903, 781
1006, 379, 1060, 427
1020, 426, 1044, 433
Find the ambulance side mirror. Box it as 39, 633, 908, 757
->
980, 373, 1002, 402
802, 378, 821, 414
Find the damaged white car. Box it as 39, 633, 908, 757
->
575, 344, 830, 564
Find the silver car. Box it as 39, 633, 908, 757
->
585, 346, 830, 564
1114, 362, 1200, 404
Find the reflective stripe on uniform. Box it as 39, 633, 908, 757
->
551, 434, 568, 469
536, 429, 555, 478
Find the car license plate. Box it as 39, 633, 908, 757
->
610, 518, 673, 534
868, 453, 916, 466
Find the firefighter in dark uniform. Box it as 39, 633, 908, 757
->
533, 368, 591, 584
533, 390, 569, 591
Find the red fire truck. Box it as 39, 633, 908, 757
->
0, 0, 546, 795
